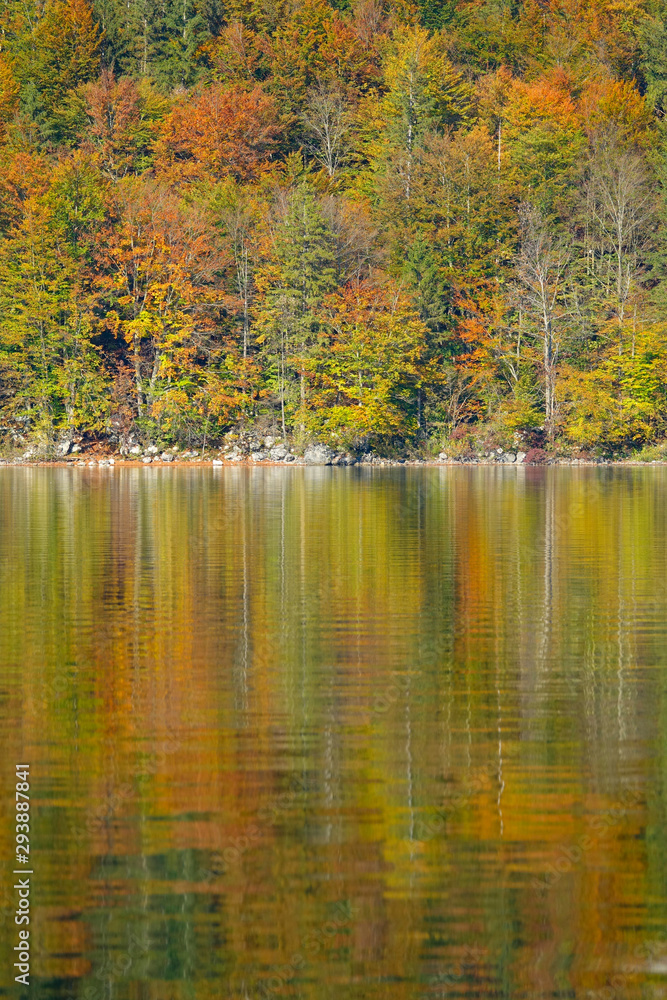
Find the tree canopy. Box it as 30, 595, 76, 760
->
1, 0, 667, 456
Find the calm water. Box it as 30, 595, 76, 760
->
2, 466, 667, 1000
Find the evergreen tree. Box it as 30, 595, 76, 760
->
256, 182, 337, 435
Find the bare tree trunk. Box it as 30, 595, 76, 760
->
517, 204, 569, 445
588, 144, 652, 354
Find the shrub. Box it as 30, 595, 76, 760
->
524, 447, 548, 464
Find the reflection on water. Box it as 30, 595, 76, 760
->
1, 466, 667, 1000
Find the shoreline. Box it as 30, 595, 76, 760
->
1, 457, 666, 469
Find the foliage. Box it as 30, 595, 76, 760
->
0, 0, 665, 454
303, 279, 436, 445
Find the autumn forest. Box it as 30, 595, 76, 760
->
1, 0, 667, 457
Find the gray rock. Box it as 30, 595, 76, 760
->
71, 443, 81, 454
129, 445, 142, 456
264, 435, 276, 449
160, 452, 174, 462
304, 444, 335, 465
283, 453, 296, 462
251, 450, 267, 461
56, 438, 72, 456
516, 451, 527, 464
212, 458, 223, 466
269, 445, 288, 460
501, 452, 516, 463
145, 445, 159, 455
142, 456, 152, 464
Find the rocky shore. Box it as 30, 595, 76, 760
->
1, 434, 665, 468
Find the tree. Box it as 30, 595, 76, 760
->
303, 278, 437, 446
29, 0, 101, 123
561, 326, 667, 450
0, 199, 108, 438
70, 71, 168, 181
266, 0, 375, 115
215, 182, 259, 360
516, 203, 571, 443
46, 153, 106, 257
157, 85, 282, 184
381, 26, 470, 203
302, 83, 353, 179
502, 71, 585, 214
255, 183, 337, 436
0, 54, 19, 138
585, 142, 653, 345
91, 0, 210, 86
91, 179, 232, 433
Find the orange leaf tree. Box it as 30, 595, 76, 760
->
90, 178, 241, 439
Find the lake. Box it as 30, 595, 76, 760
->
1, 466, 667, 1000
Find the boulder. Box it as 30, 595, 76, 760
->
212, 458, 224, 466
129, 445, 142, 456
516, 451, 527, 463
160, 452, 174, 462
56, 438, 72, 456
304, 444, 335, 465
269, 445, 288, 460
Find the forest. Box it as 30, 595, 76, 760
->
1, 0, 667, 457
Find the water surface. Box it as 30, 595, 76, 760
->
1, 466, 667, 1000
